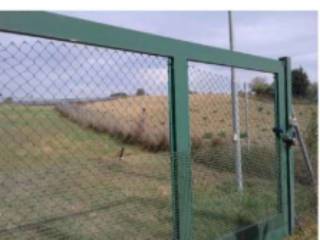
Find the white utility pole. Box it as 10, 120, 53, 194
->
228, 11, 243, 192
244, 82, 250, 151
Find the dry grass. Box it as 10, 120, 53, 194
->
55, 94, 315, 151
287, 217, 317, 240
56, 96, 170, 151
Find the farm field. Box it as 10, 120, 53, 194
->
0, 95, 316, 239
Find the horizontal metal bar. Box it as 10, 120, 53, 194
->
0, 11, 282, 73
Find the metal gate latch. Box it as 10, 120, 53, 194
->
272, 127, 296, 147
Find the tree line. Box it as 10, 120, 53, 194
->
250, 67, 317, 102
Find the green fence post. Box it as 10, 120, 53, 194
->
168, 56, 192, 240
274, 65, 289, 236
280, 57, 295, 234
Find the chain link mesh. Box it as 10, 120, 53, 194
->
188, 63, 279, 239
0, 35, 172, 240
0, 33, 316, 240
292, 99, 317, 239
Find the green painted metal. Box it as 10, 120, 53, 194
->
275, 58, 296, 237
280, 57, 295, 234
0, 11, 294, 240
168, 59, 179, 239
168, 57, 192, 240
0, 11, 282, 73
274, 67, 290, 236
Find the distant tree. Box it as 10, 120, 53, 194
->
292, 67, 310, 97
250, 77, 273, 97
136, 88, 146, 96
307, 82, 318, 102
110, 92, 127, 98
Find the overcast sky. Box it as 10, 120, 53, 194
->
0, 11, 317, 101
58, 11, 318, 82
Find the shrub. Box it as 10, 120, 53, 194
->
250, 77, 273, 97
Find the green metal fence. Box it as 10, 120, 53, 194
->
0, 12, 295, 240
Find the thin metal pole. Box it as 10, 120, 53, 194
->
291, 111, 315, 185
228, 11, 243, 192
244, 82, 250, 151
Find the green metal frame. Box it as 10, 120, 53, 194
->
0, 11, 294, 240
280, 57, 295, 234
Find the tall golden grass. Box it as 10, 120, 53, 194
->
56, 96, 170, 151
55, 94, 315, 152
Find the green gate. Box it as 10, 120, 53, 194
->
0, 12, 294, 240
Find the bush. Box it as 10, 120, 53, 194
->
292, 67, 310, 98
250, 77, 273, 97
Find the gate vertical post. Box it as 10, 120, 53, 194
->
168, 56, 192, 240
279, 57, 295, 234
275, 64, 288, 235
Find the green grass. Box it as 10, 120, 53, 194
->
193, 175, 278, 239
0, 103, 315, 239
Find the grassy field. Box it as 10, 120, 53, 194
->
0, 104, 173, 239
0, 97, 316, 239
56, 94, 316, 182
